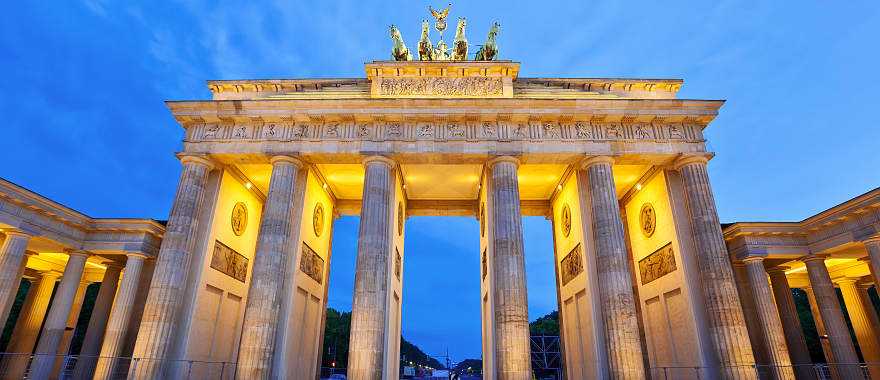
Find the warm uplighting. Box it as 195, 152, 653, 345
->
322, 183, 328, 190
635, 183, 643, 191
556, 184, 562, 191
244, 182, 253, 190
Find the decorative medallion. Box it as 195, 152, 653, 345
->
480, 203, 486, 237
640, 203, 656, 238
561, 204, 572, 237
231, 202, 247, 236
397, 202, 404, 236
313, 203, 325, 237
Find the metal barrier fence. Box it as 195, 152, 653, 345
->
647, 363, 872, 380
0, 352, 236, 380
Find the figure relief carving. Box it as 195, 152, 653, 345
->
377, 77, 503, 97
204, 124, 220, 139
231, 202, 248, 236
418, 124, 434, 138
324, 123, 340, 137
356, 123, 370, 138
264, 123, 277, 138
447, 123, 465, 138
561, 244, 584, 285
293, 124, 308, 138
542, 122, 561, 139
210, 241, 248, 282
480, 203, 486, 237
481, 122, 497, 137
668, 124, 684, 139
395, 249, 402, 280
605, 124, 621, 139
633, 124, 651, 139
574, 122, 592, 139
639, 243, 677, 285
299, 243, 325, 284
397, 202, 405, 236
514, 123, 529, 139
386, 123, 402, 138
233, 125, 248, 139
640, 203, 656, 238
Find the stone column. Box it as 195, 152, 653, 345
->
91, 254, 147, 380
582, 156, 645, 378
0, 251, 33, 331
486, 156, 532, 380
867, 236, 880, 288
802, 256, 862, 379
29, 250, 89, 379
348, 156, 396, 380
742, 257, 795, 380
803, 287, 837, 375
0, 271, 59, 378
130, 154, 213, 379
50, 280, 91, 377
72, 263, 123, 379
0, 230, 31, 327
857, 284, 880, 353
236, 155, 304, 379
674, 154, 756, 379
838, 278, 880, 378
733, 262, 770, 368
766, 267, 816, 380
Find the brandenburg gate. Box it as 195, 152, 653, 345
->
134, 47, 758, 378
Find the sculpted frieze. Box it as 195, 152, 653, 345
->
187, 121, 702, 143
377, 76, 504, 97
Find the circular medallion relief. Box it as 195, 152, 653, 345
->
480, 203, 486, 237
640, 203, 656, 238
561, 204, 572, 237
231, 202, 248, 236
313, 203, 325, 237
397, 202, 404, 236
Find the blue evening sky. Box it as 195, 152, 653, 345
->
2, 1, 878, 361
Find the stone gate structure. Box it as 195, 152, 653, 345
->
2, 52, 876, 380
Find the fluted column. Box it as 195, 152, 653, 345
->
582, 156, 645, 379
802, 256, 862, 379
130, 154, 213, 379
0, 250, 32, 330
838, 278, 880, 378
867, 237, 880, 289
29, 250, 89, 379
91, 254, 147, 380
348, 156, 396, 380
236, 156, 304, 379
803, 287, 837, 377
857, 284, 880, 354
50, 280, 91, 378
0, 271, 59, 379
733, 262, 770, 368
674, 155, 756, 379
742, 257, 795, 380
766, 267, 816, 380
72, 263, 123, 379
0, 230, 31, 327
486, 156, 532, 380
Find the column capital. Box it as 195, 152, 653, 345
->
362, 155, 396, 169
42, 270, 63, 279
856, 281, 874, 290
864, 234, 880, 245
672, 153, 714, 170
486, 155, 520, 168
177, 153, 215, 170
124, 252, 149, 260
742, 256, 765, 264
580, 155, 615, 170
799, 254, 828, 264
269, 155, 305, 167
1, 228, 33, 239
64, 249, 91, 259
766, 266, 790, 276
835, 277, 859, 286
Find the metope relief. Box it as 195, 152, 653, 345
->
639, 243, 677, 285
560, 244, 584, 286
300, 242, 325, 284
210, 241, 248, 283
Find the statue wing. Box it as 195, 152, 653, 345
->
440, 5, 450, 18
430, 6, 440, 19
